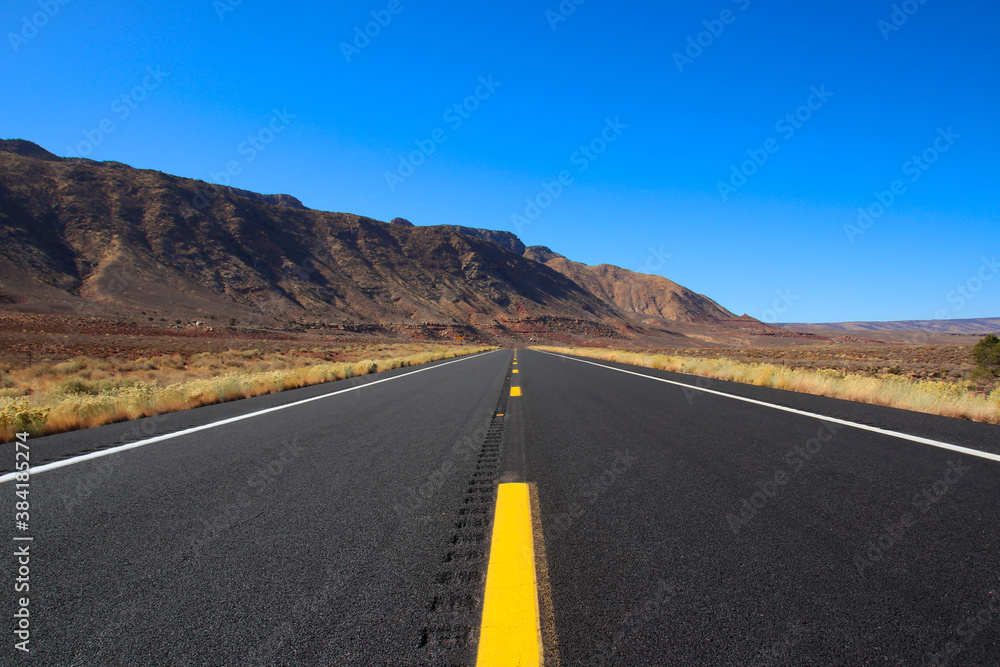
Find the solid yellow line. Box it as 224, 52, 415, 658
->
477, 483, 542, 666
511, 386, 521, 397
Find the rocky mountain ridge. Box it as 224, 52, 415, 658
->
0, 140, 744, 343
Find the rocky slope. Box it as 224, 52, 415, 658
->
522, 246, 736, 322
0, 141, 621, 332
0, 139, 743, 341
434, 226, 737, 322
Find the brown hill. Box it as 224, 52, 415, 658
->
522, 246, 737, 321
0, 141, 625, 335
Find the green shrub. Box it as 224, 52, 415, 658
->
973, 334, 1000, 377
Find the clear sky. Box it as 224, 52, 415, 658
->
3, 0, 997, 322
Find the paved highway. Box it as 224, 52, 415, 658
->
516, 349, 1000, 666
3, 348, 999, 665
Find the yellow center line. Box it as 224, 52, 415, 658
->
510, 386, 521, 397
512, 369, 519, 373
477, 483, 542, 666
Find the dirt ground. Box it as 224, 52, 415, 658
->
2, 311, 994, 393
0, 312, 443, 367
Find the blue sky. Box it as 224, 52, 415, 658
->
3, 0, 998, 322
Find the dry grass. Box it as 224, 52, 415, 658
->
533, 346, 1000, 425
0, 344, 494, 441
638, 343, 992, 387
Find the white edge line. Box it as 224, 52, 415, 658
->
535, 349, 1000, 464
0, 350, 501, 484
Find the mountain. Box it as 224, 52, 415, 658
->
435, 227, 737, 322
0, 140, 742, 342
0, 141, 629, 335
522, 246, 737, 322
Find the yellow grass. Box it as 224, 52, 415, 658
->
533, 346, 1000, 425
0, 344, 495, 441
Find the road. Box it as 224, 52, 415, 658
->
3, 348, 999, 665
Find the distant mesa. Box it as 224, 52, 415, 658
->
783, 318, 1000, 335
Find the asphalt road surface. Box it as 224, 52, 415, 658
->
3, 347, 999, 665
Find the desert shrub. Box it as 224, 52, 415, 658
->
973, 334, 1000, 377
25, 363, 54, 377
0, 399, 50, 435
52, 358, 86, 374
56, 377, 140, 396
56, 378, 100, 395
